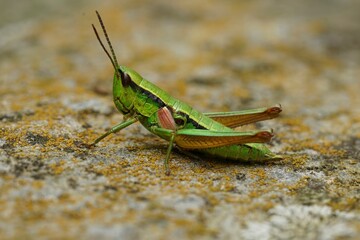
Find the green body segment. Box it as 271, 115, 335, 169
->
116, 67, 279, 161
193, 143, 278, 161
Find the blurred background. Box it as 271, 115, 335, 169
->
1, 0, 359, 113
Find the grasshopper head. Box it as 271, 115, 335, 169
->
112, 66, 142, 115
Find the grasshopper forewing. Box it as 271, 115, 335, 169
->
204, 106, 282, 128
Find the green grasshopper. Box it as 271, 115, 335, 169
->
90, 11, 282, 175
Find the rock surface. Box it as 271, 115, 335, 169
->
1, 0, 359, 239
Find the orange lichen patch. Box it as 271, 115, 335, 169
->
85, 162, 107, 176
49, 160, 67, 175
187, 223, 213, 238
0, 127, 22, 144
287, 177, 310, 193
252, 201, 276, 212
248, 168, 267, 181
13, 198, 53, 221
31, 180, 44, 189
287, 154, 309, 168
247, 190, 263, 199
230, 199, 277, 216
329, 197, 359, 212
218, 182, 236, 192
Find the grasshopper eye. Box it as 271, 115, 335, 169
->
119, 69, 132, 87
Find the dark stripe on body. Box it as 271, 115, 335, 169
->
128, 78, 207, 129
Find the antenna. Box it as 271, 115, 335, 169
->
92, 11, 121, 74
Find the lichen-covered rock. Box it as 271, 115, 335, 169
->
1, 0, 359, 239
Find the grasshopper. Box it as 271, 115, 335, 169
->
90, 11, 282, 175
